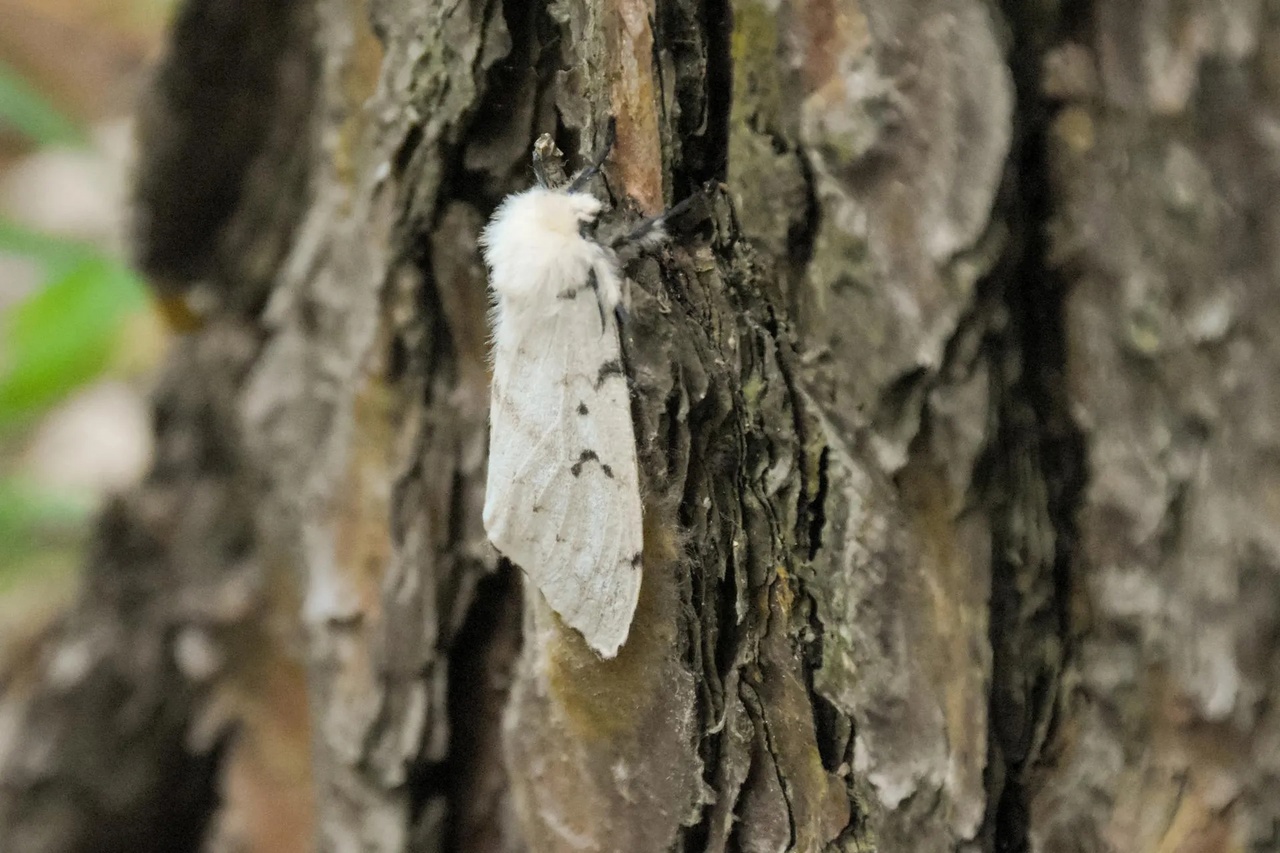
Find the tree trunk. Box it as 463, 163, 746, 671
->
3, 1, 1278, 852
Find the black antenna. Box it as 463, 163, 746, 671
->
610, 190, 703, 250
566, 117, 617, 193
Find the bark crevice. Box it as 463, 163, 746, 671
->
983, 3, 1090, 850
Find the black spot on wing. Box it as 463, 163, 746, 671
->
570, 449, 600, 477
557, 287, 579, 300
594, 359, 624, 388
568, 449, 614, 478
577, 402, 589, 415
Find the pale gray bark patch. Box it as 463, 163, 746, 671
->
1028, 3, 1280, 851
727, 1, 1016, 850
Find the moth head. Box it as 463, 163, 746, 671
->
481, 187, 609, 302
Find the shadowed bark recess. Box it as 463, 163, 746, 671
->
3, 0, 1280, 851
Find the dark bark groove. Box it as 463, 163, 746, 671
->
982, 3, 1090, 852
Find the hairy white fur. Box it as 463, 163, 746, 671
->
479, 184, 642, 658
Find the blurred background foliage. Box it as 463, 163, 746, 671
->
1, 10, 319, 848
0, 216, 147, 429
0, 0, 175, 652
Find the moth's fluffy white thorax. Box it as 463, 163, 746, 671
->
480, 187, 606, 306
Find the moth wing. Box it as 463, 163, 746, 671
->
484, 290, 643, 658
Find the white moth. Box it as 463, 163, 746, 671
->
479, 165, 647, 658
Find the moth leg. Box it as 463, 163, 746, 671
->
588, 256, 628, 334
587, 269, 608, 333
611, 271, 632, 329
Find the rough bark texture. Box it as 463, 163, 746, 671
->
1, 0, 1278, 852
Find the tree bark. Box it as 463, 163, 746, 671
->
2, 1, 1279, 852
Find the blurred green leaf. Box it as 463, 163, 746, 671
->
0, 477, 90, 545
0, 223, 149, 428
0, 218, 96, 275
0, 61, 85, 147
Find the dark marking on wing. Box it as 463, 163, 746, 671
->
577, 402, 589, 415
570, 449, 600, 477
600, 463, 614, 478
594, 359, 624, 388
629, 552, 642, 568
557, 287, 579, 300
